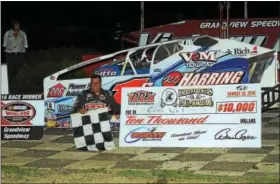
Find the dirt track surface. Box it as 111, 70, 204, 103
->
1, 111, 279, 183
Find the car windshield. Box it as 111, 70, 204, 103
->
128, 48, 152, 74
153, 42, 183, 64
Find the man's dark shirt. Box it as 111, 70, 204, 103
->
73, 89, 120, 114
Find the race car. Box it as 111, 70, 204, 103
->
44, 35, 278, 128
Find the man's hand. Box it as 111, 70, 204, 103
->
79, 108, 87, 114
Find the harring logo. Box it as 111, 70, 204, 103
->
236, 85, 248, 90
124, 127, 166, 143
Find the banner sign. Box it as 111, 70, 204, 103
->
1, 94, 45, 140
119, 84, 261, 148
122, 18, 280, 51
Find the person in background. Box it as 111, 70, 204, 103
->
73, 74, 120, 115
3, 20, 28, 94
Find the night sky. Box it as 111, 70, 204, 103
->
1, 1, 280, 51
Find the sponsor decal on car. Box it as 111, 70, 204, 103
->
178, 71, 245, 86
47, 83, 89, 98
94, 66, 119, 77
66, 83, 89, 96
162, 71, 182, 86
223, 46, 258, 56
47, 83, 67, 98
95, 69, 117, 77
180, 51, 217, 68
162, 71, 245, 87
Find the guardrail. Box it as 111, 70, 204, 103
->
262, 84, 280, 112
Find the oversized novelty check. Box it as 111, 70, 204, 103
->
119, 84, 261, 148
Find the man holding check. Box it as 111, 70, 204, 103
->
73, 74, 120, 115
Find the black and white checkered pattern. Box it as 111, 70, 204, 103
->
70, 108, 115, 151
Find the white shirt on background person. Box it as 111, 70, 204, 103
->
3, 29, 28, 53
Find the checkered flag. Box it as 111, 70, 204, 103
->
70, 108, 115, 151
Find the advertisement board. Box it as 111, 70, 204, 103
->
122, 18, 280, 51
1, 94, 44, 140
119, 84, 261, 148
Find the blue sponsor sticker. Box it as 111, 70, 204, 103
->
94, 66, 120, 77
